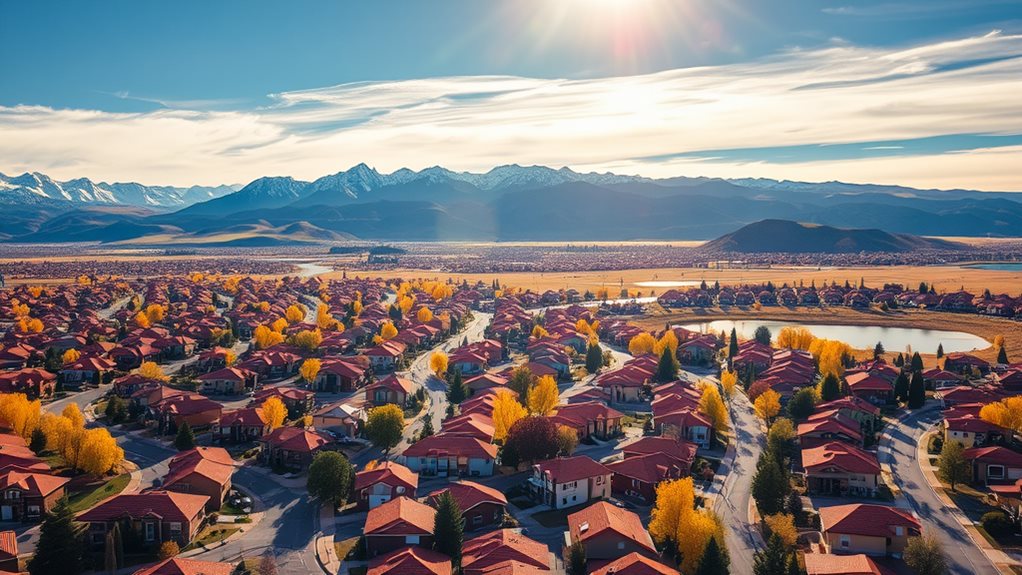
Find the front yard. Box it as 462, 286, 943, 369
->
68, 473, 131, 513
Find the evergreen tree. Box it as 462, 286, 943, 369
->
998, 346, 1009, 364
752, 451, 789, 516
388, 304, 402, 322
910, 352, 924, 372
447, 368, 466, 406
585, 342, 603, 374
936, 343, 944, 359
307, 451, 355, 507
655, 345, 679, 383
818, 373, 842, 402
754, 326, 772, 346
728, 327, 739, 359
433, 491, 464, 568
28, 497, 85, 575
753, 534, 789, 575
894, 353, 904, 367
566, 541, 587, 575
785, 552, 803, 575
873, 342, 885, 359
174, 421, 195, 451
908, 370, 926, 408
420, 414, 435, 439
894, 372, 910, 404
786, 388, 817, 421
695, 535, 730, 575
29, 426, 47, 454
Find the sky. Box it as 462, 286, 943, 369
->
1, 0, 1021, 190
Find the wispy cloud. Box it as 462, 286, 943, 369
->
1, 31, 1021, 189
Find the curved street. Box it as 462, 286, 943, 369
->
713, 390, 765, 575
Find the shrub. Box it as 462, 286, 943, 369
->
982, 511, 1012, 538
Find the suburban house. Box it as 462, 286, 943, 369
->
548, 401, 624, 440
162, 447, 234, 512
364, 374, 415, 407
0, 469, 69, 522
798, 414, 864, 448
354, 461, 419, 511
819, 503, 921, 557
530, 456, 612, 510
943, 352, 990, 375
813, 397, 882, 436
944, 413, 1009, 448
962, 446, 1022, 485
313, 357, 371, 392
252, 386, 316, 416
311, 401, 363, 438
845, 372, 893, 405
399, 433, 498, 477
367, 547, 452, 575
590, 553, 680, 575
608, 451, 689, 503
566, 501, 658, 561
652, 399, 714, 449
77, 491, 209, 549
365, 340, 407, 372
461, 529, 553, 574
197, 367, 258, 395
364, 496, 436, 557
258, 427, 330, 470
802, 441, 881, 497
0, 368, 57, 399
214, 407, 270, 443
427, 480, 508, 530
150, 393, 223, 434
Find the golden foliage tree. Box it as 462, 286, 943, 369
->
11, 302, 29, 318
133, 311, 151, 329
0, 394, 41, 440
262, 397, 287, 429
285, 304, 306, 324
980, 397, 1022, 434
648, 477, 726, 573
224, 350, 237, 366
254, 325, 285, 349
145, 304, 166, 324
352, 300, 364, 315
492, 389, 527, 442
79, 428, 125, 475
677, 508, 725, 575
62, 348, 81, 365
61, 403, 85, 428
809, 339, 852, 379
628, 332, 657, 356
527, 375, 559, 416
430, 351, 449, 377
291, 329, 323, 353
764, 513, 798, 548
300, 358, 321, 384
137, 361, 169, 382
754, 389, 782, 422
776, 327, 816, 350
379, 322, 398, 341
531, 325, 550, 339
699, 384, 730, 434
316, 304, 341, 331
654, 330, 680, 357
270, 317, 288, 333
416, 307, 434, 323
720, 370, 739, 399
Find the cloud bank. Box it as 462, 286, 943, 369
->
1, 31, 1021, 190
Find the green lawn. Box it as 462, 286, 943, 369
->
183, 525, 241, 550
68, 474, 131, 513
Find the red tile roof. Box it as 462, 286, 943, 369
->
402, 433, 498, 460
819, 503, 920, 538
802, 441, 881, 475
367, 547, 452, 575
567, 501, 656, 553
355, 461, 419, 492
364, 496, 436, 536
427, 480, 507, 513
590, 553, 679, 575
0, 469, 69, 497
261, 427, 330, 453
534, 456, 612, 484
462, 529, 551, 573
962, 446, 1022, 468
77, 491, 208, 523
132, 558, 235, 575
164, 447, 235, 487
803, 554, 882, 575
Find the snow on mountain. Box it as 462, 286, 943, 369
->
0, 172, 236, 208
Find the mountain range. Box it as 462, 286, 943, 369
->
3, 163, 1022, 243
703, 219, 968, 253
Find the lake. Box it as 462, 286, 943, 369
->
677, 319, 989, 353
964, 263, 1022, 272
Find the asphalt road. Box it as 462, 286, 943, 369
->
881, 404, 999, 575
713, 390, 765, 575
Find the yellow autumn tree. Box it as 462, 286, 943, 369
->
270, 317, 288, 333
253, 325, 285, 349
79, 428, 125, 475
285, 304, 306, 324
698, 384, 729, 434
262, 397, 287, 429
137, 361, 169, 382
397, 296, 414, 314
416, 307, 434, 323
300, 358, 322, 384
677, 509, 725, 574
720, 370, 739, 399
0, 394, 41, 440
352, 300, 364, 315
776, 326, 816, 350
40, 413, 73, 453
224, 350, 237, 366
11, 303, 29, 318
133, 311, 151, 329
628, 332, 657, 356
648, 477, 696, 546
980, 397, 1022, 434
754, 389, 782, 422
145, 304, 166, 324
316, 304, 341, 331
379, 322, 398, 341
764, 513, 799, 548
291, 329, 323, 353
809, 339, 852, 379
527, 375, 559, 416
62, 348, 81, 365
492, 389, 527, 443
430, 351, 449, 377
654, 330, 680, 357
61, 403, 85, 429
531, 325, 550, 339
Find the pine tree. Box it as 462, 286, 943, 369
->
174, 421, 195, 451
998, 346, 1009, 364
566, 541, 587, 575
752, 451, 789, 516
936, 343, 944, 359
785, 552, 803, 575
894, 353, 904, 367
908, 370, 926, 409
655, 345, 679, 383
818, 373, 841, 402
728, 327, 739, 359
695, 535, 730, 575
28, 497, 85, 575
873, 342, 885, 359
420, 414, 435, 439
753, 534, 789, 575
585, 342, 603, 374
894, 372, 910, 404
30, 426, 47, 454
911, 352, 924, 372
447, 368, 466, 405
433, 491, 464, 567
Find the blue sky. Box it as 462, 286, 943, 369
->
2, 0, 1021, 189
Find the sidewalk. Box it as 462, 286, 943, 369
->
314, 504, 340, 575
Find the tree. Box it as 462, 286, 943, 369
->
145, 304, 167, 324
937, 440, 970, 491
785, 553, 802, 575
429, 351, 448, 378
728, 327, 739, 359
420, 414, 435, 439
754, 389, 782, 422
416, 306, 434, 323
776, 327, 815, 350
904, 535, 949, 575
175, 422, 195, 451
364, 404, 405, 453
104, 395, 128, 424
628, 332, 657, 356
285, 304, 306, 324
0, 393, 42, 440
655, 345, 679, 382
28, 496, 84, 575
936, 343, 944, 358
30, 426, 47, 454
447, 368, 467, 406
61, 348, 81, 365
754, 325, 772, 345
699, 384, 730, 434
752, 451, 788, 516
585, 341, 603, 374
763, 513, 798, 548
157, 540, 180, 560
137, 361, 169, 382
873, 341, 885, 359
911, 352, 924, 372
79, 428, 124, 475
253, 325, 284, 349
291, 329, 323, 353
766, 419, 796, 460
527, 375, 559, 415
817, 373, 842, 402
300, 358, 321, 384
720, 370, 739, 399
566, 541, 587, 575
753, 534, 789, 575
677, 510, 726, 574
61, 403, 85, 428
432, 491, 464, 568
998, 345, 1009, 364
307, 451, 354, 507
908, 370, 926, 408
379, 322, 399, 341
504, 416, 559, 464
507, 366, 534, 402
786, 387, 817, 421
980, 396, 1022, 433
894, 372, 910, 403
492, 389, 528, 442
262, 397, 287, 429
556, 425, 578, 455
695, 535, 730, 575
133, 311, 151, 329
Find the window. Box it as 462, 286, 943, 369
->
396, 486, 406, 494
840, 535, 850, 548
406, 535, 420, 544
989, 465, 1006, 479
144, 522, 156, 542
169, 522, 182, 536
894, 526, 904, 537
472, 514, 483, 525
617, 542, 625, 550
27, 505, 40, 516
